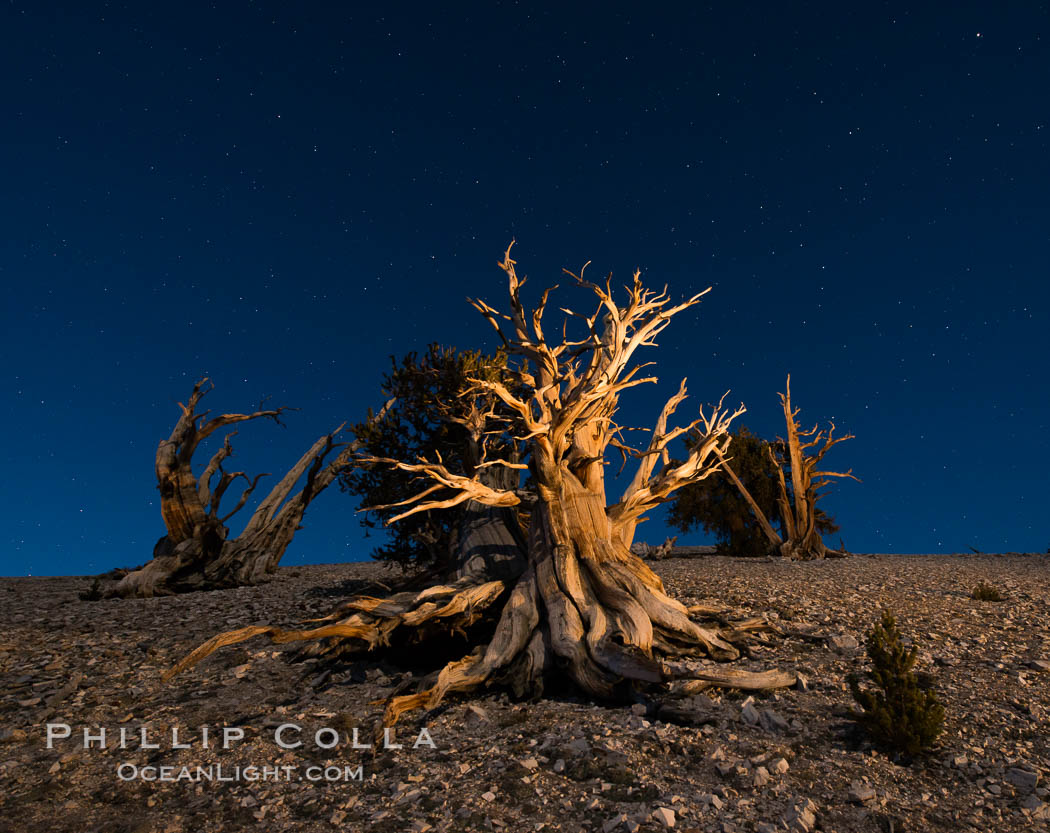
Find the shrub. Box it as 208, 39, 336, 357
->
79, 578, 103, 601
849, 609, 945, 757
971, 581, 1003, 602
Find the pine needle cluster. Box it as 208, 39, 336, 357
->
849, 609, 945, 757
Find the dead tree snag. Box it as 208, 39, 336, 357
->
111, 380, 383, 597
717, 375, 858, 559
167, 246, 795, 720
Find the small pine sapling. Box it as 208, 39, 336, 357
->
849, 609, 945, 757
971, 581, 1003, 602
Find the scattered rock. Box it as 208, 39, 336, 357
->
849, 781, 877, 803
758, 708, 789, 733
826, 634, 859, 652
782, 798, 819, 833
602, 813, 628, 833
699, 793, 724, 810
1, 555, 1048, 832
1005, 767, 1040, 792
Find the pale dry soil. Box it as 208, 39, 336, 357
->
0, 553, 1047, 833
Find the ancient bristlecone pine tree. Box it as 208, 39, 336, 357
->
111, 379, 381, 597
168, 247, 795, 721
717, 375, 857, 559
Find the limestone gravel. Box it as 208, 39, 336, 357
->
0, 552, 1047, 832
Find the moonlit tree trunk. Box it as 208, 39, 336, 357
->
168, 247, 795, 721
110, 380, 381, 597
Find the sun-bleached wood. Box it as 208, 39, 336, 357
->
169, 246, 795, 720
111, 381, 390, 597
717, 375, 858, 559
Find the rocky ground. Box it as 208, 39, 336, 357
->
0, 553, 1047, 833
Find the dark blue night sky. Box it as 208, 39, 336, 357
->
3, 3, 1048, 576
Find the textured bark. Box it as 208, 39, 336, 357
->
168, 246, 795, 721
111, 381, 387, 597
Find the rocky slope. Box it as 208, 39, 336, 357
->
1, 553, 1047, 832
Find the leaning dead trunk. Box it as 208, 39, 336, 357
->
716, 376, 857, 560
166, 246, 796, 723
110, 381, 386, 597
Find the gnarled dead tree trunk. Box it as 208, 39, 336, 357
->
167, 246, 796, 721
111, 380, 384, 597
717, 375, 857, 559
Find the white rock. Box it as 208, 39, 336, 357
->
782, 798, 818, 833
466, 704, 490, 723
699, 793, 724, 810
848, 781, 876, 803
827, 634, 859, 652
652, 807, 676, 828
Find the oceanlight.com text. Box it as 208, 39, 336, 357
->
116, 762, 364, 782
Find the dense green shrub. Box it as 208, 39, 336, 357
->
849, 609, 945, 757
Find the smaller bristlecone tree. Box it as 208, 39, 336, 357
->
850, 609, 945, 757
716, 376, 857, 559
110, 379, 386, 598
669, 426, 839, 556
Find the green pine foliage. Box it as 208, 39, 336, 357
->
849, 610, 945, 757
340, 343, 517, 573
668, 427, 837, 556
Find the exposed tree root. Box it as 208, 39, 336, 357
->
165, 546, 794, 725
164, 247, 800, 725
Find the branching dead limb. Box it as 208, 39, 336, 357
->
167, 245, 797, 723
